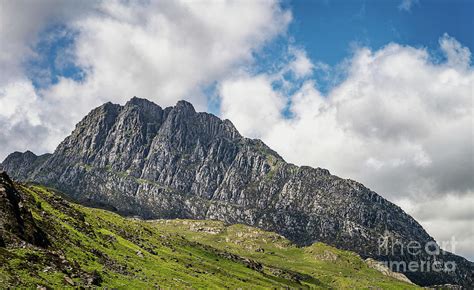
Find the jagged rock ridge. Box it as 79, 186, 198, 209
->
2, 97, 473, 287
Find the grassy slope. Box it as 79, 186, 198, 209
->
0, 184, 419, 289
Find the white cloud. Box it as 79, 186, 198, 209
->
440, 33, 472, 69
399, 194, 474, 260
0, 0, 291, 160
219, 36, 474, 259
65, 0, 291, 107
220, 74, 286, 138
398, 0, 418, 12
0, 80, 54, 156
287, 46, 314, 78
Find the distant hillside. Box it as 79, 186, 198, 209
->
0, 172, 417, 288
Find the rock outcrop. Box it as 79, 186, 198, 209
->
365, 258, 414, 284
0, 171, 48, 247
2, 97, 472, 287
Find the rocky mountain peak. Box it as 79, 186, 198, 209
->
124, 97, 163, 116
2, 97, 473, 287
125, 96, 155, 106
94, 101, 121, 117
174, 99, 196, 114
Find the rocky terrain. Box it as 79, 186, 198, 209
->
2, 97, 473, 287
0, 172, 417, 288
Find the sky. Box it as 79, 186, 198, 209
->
0, 0, 473, 260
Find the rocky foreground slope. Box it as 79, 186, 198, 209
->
0, 172, 417, 288
2, 97, 473, 287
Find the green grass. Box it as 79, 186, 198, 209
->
0, 183, 420, 289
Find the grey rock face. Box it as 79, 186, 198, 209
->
2, 97, 472, 287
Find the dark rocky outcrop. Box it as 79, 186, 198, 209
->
2, 97, 472, 287
0, 171, 48, 247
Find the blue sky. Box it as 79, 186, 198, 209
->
282, 0, 474, 95
27, 25, 85, 89
1, 0, 473, 260
288, 0, 473, 65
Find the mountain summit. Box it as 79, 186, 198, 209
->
2, 97, 472, 287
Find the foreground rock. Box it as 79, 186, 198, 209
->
2, 97, 473, 286
0, 171, 48, 247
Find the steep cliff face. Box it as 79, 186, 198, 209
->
2, 97, 472, 287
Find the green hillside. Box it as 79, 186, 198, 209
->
0, 183, 418, 289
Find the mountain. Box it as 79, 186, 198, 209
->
2, 97, 472, 287
0, 172, 417, 288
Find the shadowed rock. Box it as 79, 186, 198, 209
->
0, 171, 48, 247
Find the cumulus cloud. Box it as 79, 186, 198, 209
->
220, 74, 286, 138
0, 0, 291, 160
65, 0, 291, 107
0, 81, 47, 153
219, 36, 474, 259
